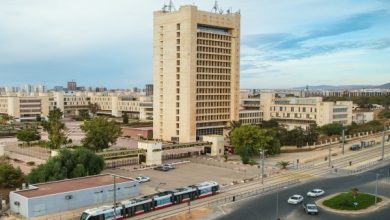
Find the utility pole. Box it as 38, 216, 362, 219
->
375, 174, 379, 205
328, 145, 332, 167
260, 149, 267, 184
381, 124, 385, 161
342, 129, 345, 155
113, 175, 117, 220
276, 188, 279, 220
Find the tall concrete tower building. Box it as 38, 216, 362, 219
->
153, 4, 240, 142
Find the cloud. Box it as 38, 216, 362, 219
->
242, 9, 390, 61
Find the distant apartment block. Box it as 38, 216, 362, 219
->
153, 5, 240, 142
0, 91, 153, 122
67, 81, 77, 91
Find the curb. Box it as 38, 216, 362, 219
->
316, 193, 390, 215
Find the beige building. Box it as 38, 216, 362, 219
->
260, 92, 353, 130
0, 96, 49, 122
153, 5, 240, 142
1, 91, 153, 121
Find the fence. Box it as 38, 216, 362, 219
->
334, 156, 390, 175
105, 158, 139, 168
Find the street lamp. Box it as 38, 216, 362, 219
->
276, 186, 288, 220
259, 149, 268, 184
342, 129, 345, 155
113, 175, 117, 220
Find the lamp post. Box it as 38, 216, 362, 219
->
381, 124, 386, 161
342, 129, 345, 155
113, 175, 117, 220
276, 186, 288, 220
260, 149, 268, 184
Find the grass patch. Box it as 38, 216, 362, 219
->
323, 192, 382, 210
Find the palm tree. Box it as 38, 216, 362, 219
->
351, 187, 359, 199
227, 120, 242, 138
276, 161, 291, 169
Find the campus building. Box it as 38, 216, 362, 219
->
9, 174, 138, 218
260, 92, 353, 130
0, 91, 153, 121
153, 5, 241, 142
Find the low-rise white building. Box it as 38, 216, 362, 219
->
9, 174, 138, 218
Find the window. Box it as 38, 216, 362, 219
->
176, 23, 180, 30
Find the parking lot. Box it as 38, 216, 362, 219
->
103, 161, 262, 196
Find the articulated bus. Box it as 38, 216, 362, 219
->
80, 181, 219, 220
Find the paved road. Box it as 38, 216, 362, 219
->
219, 164, 390, 220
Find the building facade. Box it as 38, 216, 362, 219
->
153, 5, 240, 142
9, 174, 138, 218
261, 92, 353, 130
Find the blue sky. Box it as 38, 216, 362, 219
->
0, 0, 389, 89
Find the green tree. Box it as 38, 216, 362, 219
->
27, 147, 105, 184
81, 117, 123, 151
351, 187, 359, 199
260, 119, 280, 129
227, 120, 242, 139
78, 109, 91, 121
230, 124, 273, 164
0, 161, 25, 188
320, 123, 344, 136
88, 103, 99, 117
16, 128, 41, 145
304, 123, 319, 145
276, 161, 291, 169
42, 108, 67, 149
122, 113, 129, 124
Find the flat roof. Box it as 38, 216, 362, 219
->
15, 174, 133, 198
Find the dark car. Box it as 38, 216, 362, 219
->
154, 165, 170, 172
350, 144, 361, 151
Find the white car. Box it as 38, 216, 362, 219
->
135, 176, 150, 183
287, 195, 304, 204
303, 203, 319, 215
307, 189, 325, 197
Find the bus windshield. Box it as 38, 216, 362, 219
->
80, 212, 89, 220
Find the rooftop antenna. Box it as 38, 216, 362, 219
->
168, 0, 176, 12
162, 0, 175, 12
212, 0, 219, 13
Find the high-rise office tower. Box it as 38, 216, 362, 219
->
153, 4, 240, 142
67, 81, 77, 91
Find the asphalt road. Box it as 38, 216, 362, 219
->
219, 163, 390, 220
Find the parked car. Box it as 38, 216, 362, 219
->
154, 165, 170, 172
307, 189, 325, 197
162, 163, 176, 170
303, 203, 319, 215
350, 144, 361, 151
135, 176, 150, 183
287, 194, 304, 204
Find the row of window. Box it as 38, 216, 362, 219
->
196, 88, 230, 94
333, 114, 348, 119
271, 106, 317, 113
196, 114, 230, 121
333, 108, 347, 113
196, 108, 230, 114
196, 67, 231, 74
197, 53, 231, 61
196, 81, 231, 87
196, 101, 230, 107
197, 46, 231, 54
197, 39, 231, 48
196, 95, 230, 101
196, 74, 230, 81
197, 60, 231, 67
197, 32, 231, 41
